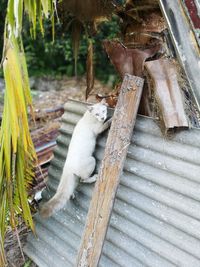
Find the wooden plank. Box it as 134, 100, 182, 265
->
76, 74, 144, 267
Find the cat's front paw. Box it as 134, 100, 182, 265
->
105, 117, 112, 126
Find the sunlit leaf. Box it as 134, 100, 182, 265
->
41, 0, 49, 18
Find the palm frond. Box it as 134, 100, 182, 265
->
86, 39, 94, 99
71, 19, 83, 76
0, 1, 54, 266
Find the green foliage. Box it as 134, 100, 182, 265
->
23, 259, 32, 267
23, 16, 120, 83
0, 1, 54, 265
93, 16, 121, 83
0, 0, 8, 77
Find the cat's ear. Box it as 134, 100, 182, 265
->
100, 98, 108, 106
87, 105, 94, 112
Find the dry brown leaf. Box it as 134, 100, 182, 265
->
71, 20, 82, 76
96, 94, 118, 108
58, 0, 113, 21
86, 40, 94, 99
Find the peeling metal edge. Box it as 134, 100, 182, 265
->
158, 0, 200, 111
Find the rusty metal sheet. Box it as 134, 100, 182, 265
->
31, 121, 61, 195
182, 0, 200, 47
145, 58, 189, 129
103, 40, 161, 77
158, 0, 200, 110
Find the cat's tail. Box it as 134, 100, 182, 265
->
40, 171, 77, 218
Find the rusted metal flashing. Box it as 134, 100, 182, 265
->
103, 40, 161, 77
145, 58, 189, 129
184, 0, 200, 28
31, 116, 61, 195
158, 0, 200, 110
183, 0, 200, 47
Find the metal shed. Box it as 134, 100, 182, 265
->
24, 99, 200, 267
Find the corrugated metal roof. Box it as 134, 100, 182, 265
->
24, 99, 200, 267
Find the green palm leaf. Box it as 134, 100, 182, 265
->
0, 1, 54, 266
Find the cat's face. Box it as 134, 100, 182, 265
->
88, 99, 108, 122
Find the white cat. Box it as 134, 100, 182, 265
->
40, 99, 111, 218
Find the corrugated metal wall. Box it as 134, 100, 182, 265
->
24, 99, 200, 267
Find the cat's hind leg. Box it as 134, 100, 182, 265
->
77, 156, 97, 183
81, 174, 98, 183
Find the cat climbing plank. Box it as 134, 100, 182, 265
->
76, 74, 144, 267
40, 99, 111, 218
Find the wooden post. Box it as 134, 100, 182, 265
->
76, 74, 144, 267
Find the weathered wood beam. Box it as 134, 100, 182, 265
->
76, 74, 144, 267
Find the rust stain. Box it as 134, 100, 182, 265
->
184, 0, 200, 29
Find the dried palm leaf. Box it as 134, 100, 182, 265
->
59, 0, 113, 22
86, 39, 94, 99
71, 19, 83, 77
